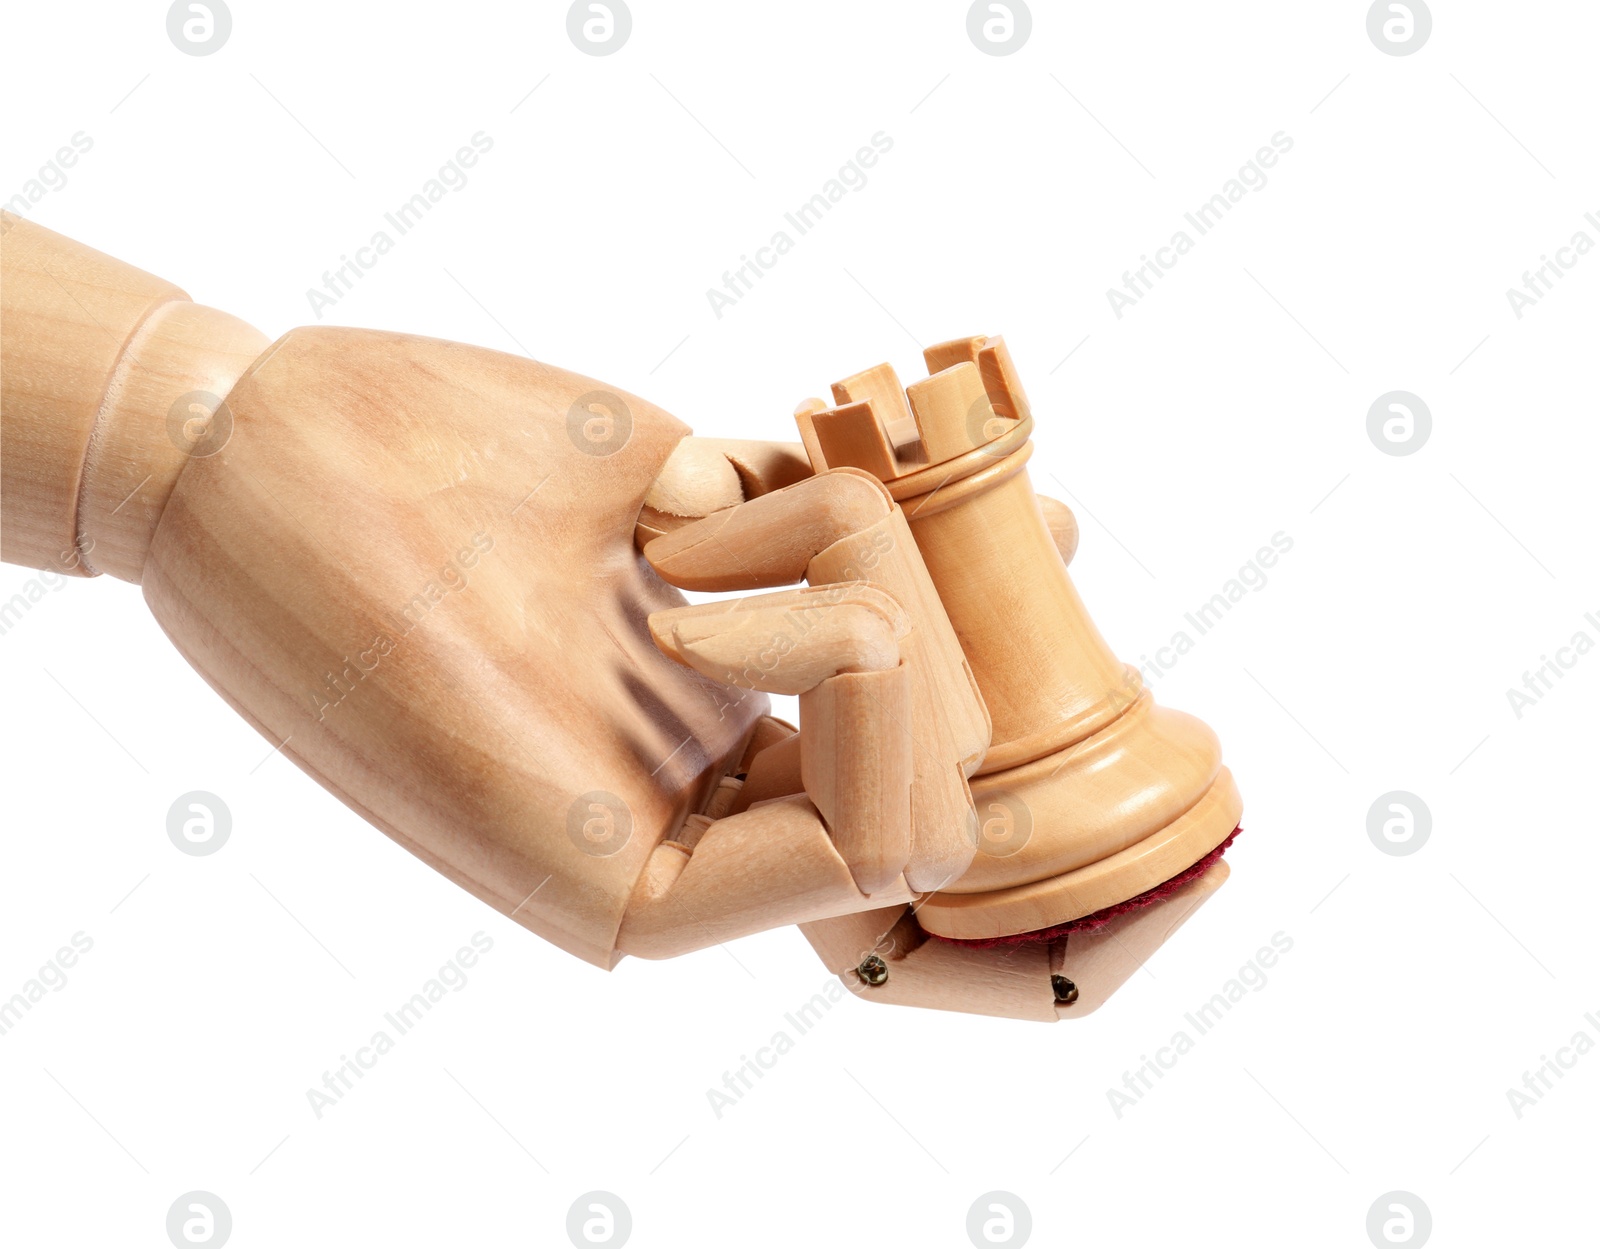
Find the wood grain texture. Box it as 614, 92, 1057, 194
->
792, 335, 1242, 940
2, 220, 1243, 1019
141, 326, 767, 967
648, 583, 916, 891
1, 213, 183, 572
617, 794, 914, 959
645, 470, 991, 892
953, 693, 1224, 893
919, 769, 1243, 940
800, 860, 1229, 1022
0, 214, 269, 582
79, 300, 269, 582
1036, 493, 1079, 566
637, 435, 812, 543
800, 665, 913, 894
0, 222, 913, 976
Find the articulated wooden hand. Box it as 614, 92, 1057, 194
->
1, 215, 1236, 1021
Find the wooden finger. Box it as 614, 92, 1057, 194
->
615, 794, 913, 960
1036, 494, 1080, 566
800, 664, 913, 894
643, 468, 895, 592
800, 860, 1229, 1022
650, 586, 915, 891
638, 436, 813, 544
647, 583, 909, 694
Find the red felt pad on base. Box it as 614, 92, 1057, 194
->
932, 826, 1242, 948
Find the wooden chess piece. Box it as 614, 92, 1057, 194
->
652, 338, 1243, 1017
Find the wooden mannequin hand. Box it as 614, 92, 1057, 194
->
640, 470, 1216, 1021
1, 214, 1174, 1023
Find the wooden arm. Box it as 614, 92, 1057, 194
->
0, 212, 268, 582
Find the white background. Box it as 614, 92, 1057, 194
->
3, 2, 1598, 1246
